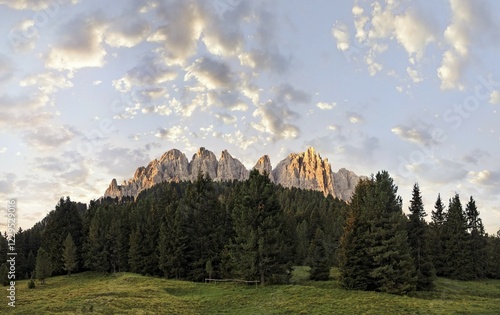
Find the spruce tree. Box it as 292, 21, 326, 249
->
308, 228, 330, 280
62, 234, 77, 276
35, 248, 52, 284
442, 194, 472, 280
230, 170, 293, 285
0, 264, 8, 286
338, 171, 417, 294
407, 184, 435, 290
465, 197, 487, 279
338, 179, 374, 290
27, 251, 36, 276
430, 194, 446, 276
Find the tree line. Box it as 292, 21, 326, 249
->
1, 170, 499, 294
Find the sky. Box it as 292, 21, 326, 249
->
0, 0, 499, 234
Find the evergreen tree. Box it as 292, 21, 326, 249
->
338, 171, 416, 294
338, 179, 374, 290
407, 183, 435, 290
0, 264, 8, 286
158, 203, 188, 279
442, 194, 472, 280
42, 197, 83, 274
308, 228, 330, 280
62, 234, 78, 276
465, 197, 487, 279
430, 194, 446, 276
26, 251, 36, 276
230, 170, 293, 285
35, 248, 52, 284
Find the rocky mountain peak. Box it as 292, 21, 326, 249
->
103, 147, 363, 202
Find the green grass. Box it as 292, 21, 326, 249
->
2, 267, 500, 314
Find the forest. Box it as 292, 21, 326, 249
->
2, 169, 500, 295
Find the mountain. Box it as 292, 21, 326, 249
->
104, 147, 364, 202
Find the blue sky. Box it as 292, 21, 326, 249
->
0, 0, 499, 234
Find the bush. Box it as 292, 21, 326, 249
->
27, 278, 36, 289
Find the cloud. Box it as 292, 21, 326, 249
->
105, 14, 150, 48
332, 22, 350, 51
23, 125, 78, 149
0, 173, 17, 195
155, 125, 186, 143
462, 149, 490, 165
238, 50, 290, 74
148, 0, 205, 66
346, 112, 364, 124
8, 19, 38, 52
489, 91, 500, 104
45, 13, 107, 71
185, 57, 235, 90
0, 55, 15, 85
391, 122, 439, 146
202, 1, 250, 57
215, 112, 237, 124
20, 71, 73, 94
393, 8, 436, 59
113, 55, 177, 93
0, 147, 6, 153
438, 0, 497, 90
96, 146, 150, 178
0, 0, 79, 10
469, 170, 500, 186
317, 102, 336, 110
251, 100, 300, 140
406, 159, 468, 184
407, 67, 423, 83
274, 84, 311, 105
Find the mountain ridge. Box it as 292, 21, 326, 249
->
104, 147, 364, 201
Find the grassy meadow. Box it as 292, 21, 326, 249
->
2, 267, 500, 314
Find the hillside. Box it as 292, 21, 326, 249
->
3, 267, 500, 314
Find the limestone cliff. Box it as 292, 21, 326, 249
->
103, 147, 363, 202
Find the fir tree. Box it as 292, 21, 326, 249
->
430, 194, 446, 276
465, 197, 487, 279
26, 251, 36, 276
338, 179, 374, 290
62, 234, 78, 276
308, 228, 330, 280
35, 248, 52, 284
230, 170, 293, 285
407, 184, 435, 290
442, 194, 472, 280
0, 264, 8, 286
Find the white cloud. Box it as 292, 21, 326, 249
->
8, 19, 38, 52
251, 101, 300, 140
0, 55, 15, 85
438, 0, 497, 90
148, 1, 205, 66
489, 91, 500, 104
155, 125, 186, 143
185, 57, 235, 90
0, 0, 79, 10
347, 112, 364, 124
332, 22, 350, 51
45, 14, 107, 71
406, 67, 423, 83
23, 125, 78, 149
391, 123, 438, 146
317, 102, 336, 110
105, 16, 150, 48
20, 71, 73, 94
393, 8, 436, 59
0, 147, 6, 153
215, 112, 237, 124
469, 170, 500, 186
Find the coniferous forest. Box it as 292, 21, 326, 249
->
2, 170, 500, 295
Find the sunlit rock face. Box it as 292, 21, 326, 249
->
104, 147, 363, 202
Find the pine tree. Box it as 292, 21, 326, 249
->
62, 234, 77, 276
308, 228, 330, 280
442, 194, 472, 280
430, 194, 446, 276
230, 170, 293, 285
35, 248, 52, 284
407, 184, 435, 290
465, 197, 487, 279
